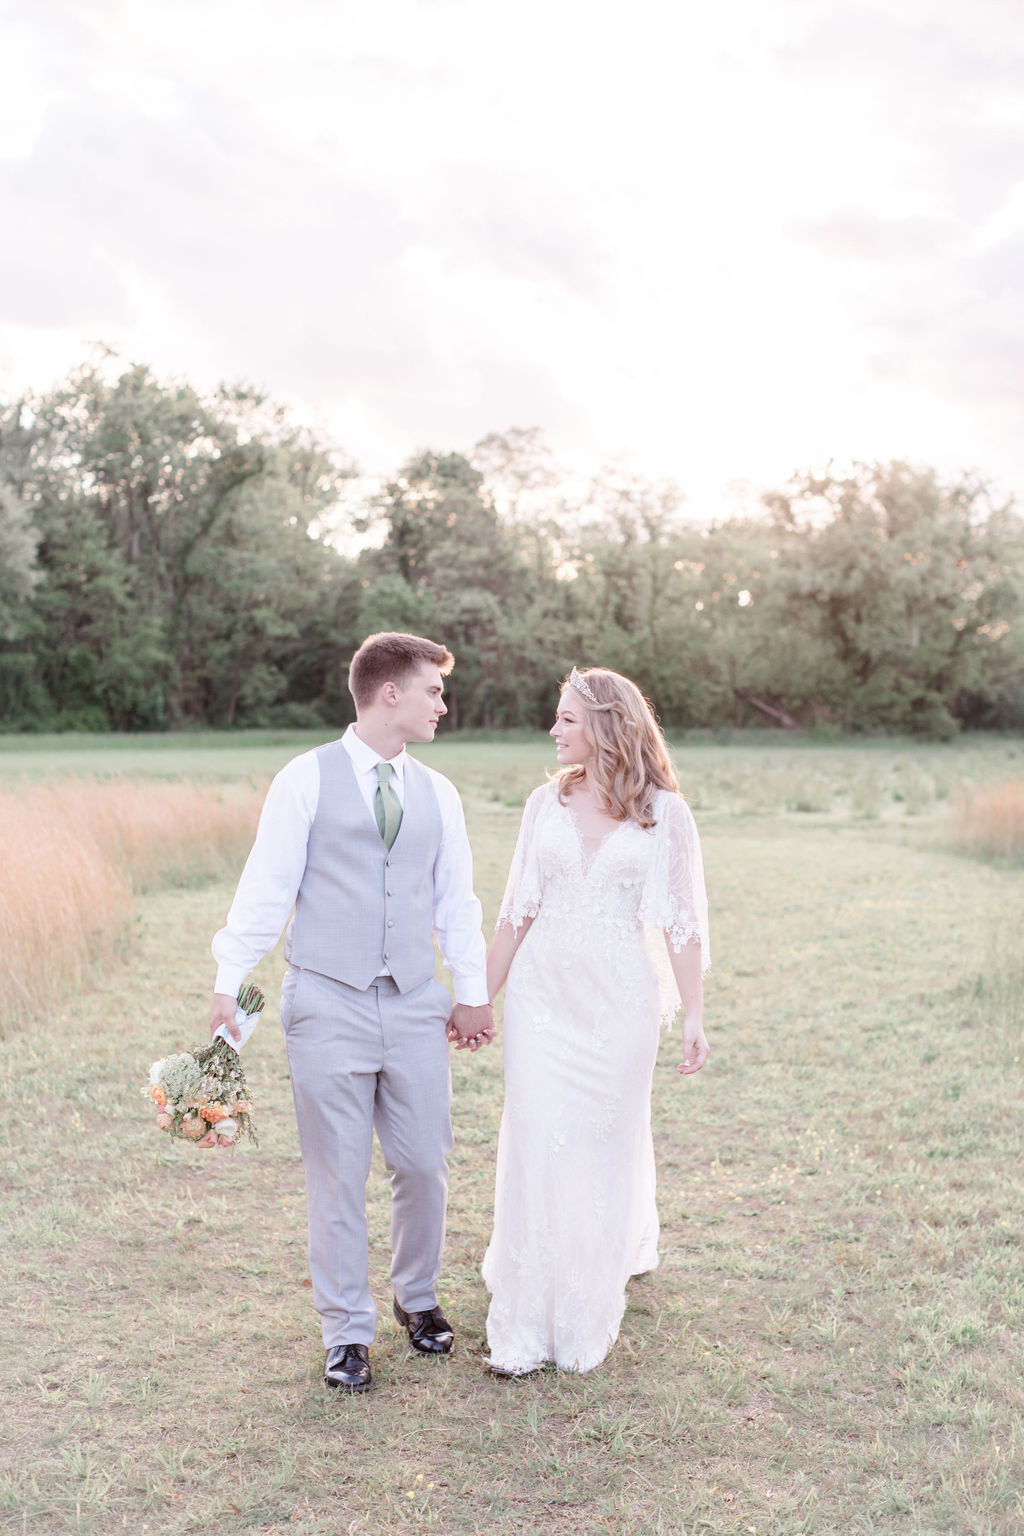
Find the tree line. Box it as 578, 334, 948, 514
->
2, 357, 1022, 738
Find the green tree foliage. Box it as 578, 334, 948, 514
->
762, 463, 1024, 734
1, 358, 1021, 736
0, 359, 353, 729
357, 450, 545, 728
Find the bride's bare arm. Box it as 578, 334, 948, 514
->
665, 935, 709, 1075
487, 915, 535, 1001
446, 916, 535, 1050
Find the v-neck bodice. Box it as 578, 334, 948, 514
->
496, 778, 711, 991
562, 798, 630, 875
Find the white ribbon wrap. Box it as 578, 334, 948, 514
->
214, 1004, 261, 1052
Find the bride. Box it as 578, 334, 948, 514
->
477, 666, 710, 1376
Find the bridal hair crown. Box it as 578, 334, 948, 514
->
568, 666, 598, 703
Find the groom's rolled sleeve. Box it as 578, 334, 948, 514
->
431, 781, 489, 1006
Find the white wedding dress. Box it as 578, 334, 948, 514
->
482, 781, 710, 1374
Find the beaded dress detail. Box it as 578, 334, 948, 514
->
483, 781, 710, 1374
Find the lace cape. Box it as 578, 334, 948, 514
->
497, 781, 710, 1025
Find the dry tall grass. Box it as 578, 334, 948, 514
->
949, 777, 1024, 864
0, 778, 264, 1035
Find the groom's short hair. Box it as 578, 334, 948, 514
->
348, 632, 454, 708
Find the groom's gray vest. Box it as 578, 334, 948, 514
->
289, 740, 444, 993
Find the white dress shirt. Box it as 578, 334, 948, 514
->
212, 724, 488, 1006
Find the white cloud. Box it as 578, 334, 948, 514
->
0, 0, 1022, 512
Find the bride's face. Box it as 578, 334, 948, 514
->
550, 691, 593, 768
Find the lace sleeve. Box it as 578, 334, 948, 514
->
496, 784, 550, 932
640, 791, 711, 970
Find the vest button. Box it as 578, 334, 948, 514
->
387, 920, 394, 928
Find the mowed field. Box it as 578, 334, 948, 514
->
1, 731, 1023, 1536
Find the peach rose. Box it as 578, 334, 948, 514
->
196, 1129, 219, 1149
200, 1103, 229, 1124
155, 1110, 173, 1132
150, 1084, 168, 1106
181, 1114, 206, 1141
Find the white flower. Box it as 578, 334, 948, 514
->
149, 1059, 166, 1086
159, 1052, 203, 1103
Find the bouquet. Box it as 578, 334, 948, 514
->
146, 982, 263, 1149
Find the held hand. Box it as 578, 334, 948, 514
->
449, 1025, 496, 1052
209, 992, 241, 1043
446, 1002, 495, 1052
678, 1017, 709, 1076
446, 1018, 494, 1051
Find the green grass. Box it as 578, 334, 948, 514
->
2, 725, 1022, 806
0, 729, 338, 782
2, 736, 1023, 1534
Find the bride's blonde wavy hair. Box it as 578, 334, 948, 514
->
556, 667, 679, 827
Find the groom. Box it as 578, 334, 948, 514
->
209, 631, 494, 1392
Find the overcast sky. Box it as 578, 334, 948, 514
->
1, 0, 1022, 515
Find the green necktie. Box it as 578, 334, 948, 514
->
374, 760, 403, 850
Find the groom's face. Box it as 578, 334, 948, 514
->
393, 662, 448, 743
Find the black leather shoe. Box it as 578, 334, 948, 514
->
393, 1297, 454, 1355
324, 1343, 372, 1392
